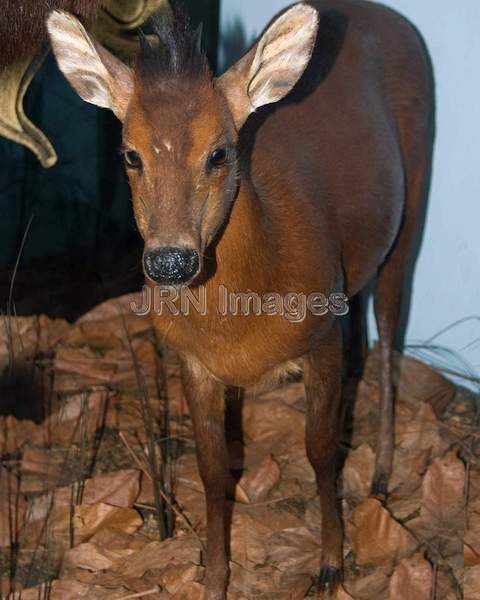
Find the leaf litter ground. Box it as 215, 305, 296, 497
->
0, 293, 478, 599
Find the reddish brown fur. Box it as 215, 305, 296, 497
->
49, 1, 434, 598
0, 0, 100, 68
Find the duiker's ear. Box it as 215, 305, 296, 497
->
216, 3, 319, 130
46, 10, 133, 121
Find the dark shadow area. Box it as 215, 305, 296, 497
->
340, 290, 369, 461
0, 362, 51, 422
218, 16, 252, 72
184, 0, 220, 72
0, 52, 145, 321
224, 386, 245, 565
225, 386, 245, 477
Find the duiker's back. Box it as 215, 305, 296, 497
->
244, 0, 433, 296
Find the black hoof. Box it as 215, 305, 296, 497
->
315, 565, 342, 595
371, 472, 389, 499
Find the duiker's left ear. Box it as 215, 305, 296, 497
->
46, 11, 133, 121
216, 3, 319, 130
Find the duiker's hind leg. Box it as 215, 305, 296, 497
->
371, 265, 401, 496
304, 322, 343, 592
372, 110, 432, 496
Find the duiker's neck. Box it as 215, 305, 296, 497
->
213, 171, 278, 290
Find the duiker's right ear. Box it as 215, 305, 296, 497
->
216, 3, 319, 130
46, 11, 133, 121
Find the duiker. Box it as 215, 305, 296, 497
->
47, 1, 433, 597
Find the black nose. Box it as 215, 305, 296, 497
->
143, 246, 200, 284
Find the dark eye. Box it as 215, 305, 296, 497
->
208, 147, 228, 169
124, 149, 142, 170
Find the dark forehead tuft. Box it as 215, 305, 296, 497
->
136, 3, 210, 84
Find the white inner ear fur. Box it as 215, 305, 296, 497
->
247, 4, 319, 110
47, 10, 113, 110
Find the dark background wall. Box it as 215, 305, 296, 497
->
0, 0, 220, 321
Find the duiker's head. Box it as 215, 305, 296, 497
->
47, 3, 318, 285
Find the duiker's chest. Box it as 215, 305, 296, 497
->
150, 291, 330, 388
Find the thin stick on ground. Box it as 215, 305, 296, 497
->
113, 586, 161, 600
118, 432, 204, 549
120, 311, 169, 541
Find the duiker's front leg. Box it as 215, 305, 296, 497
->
304, 324, 343, 593
181, 357, 228, 600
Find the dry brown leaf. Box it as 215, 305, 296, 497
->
395, 403, 446, 458
304, 497, 323, 538
236, 455, 281, 503
396, 354, 456, 418
0, 416, 40, 454
29, 391, 108, 447
227, 593, 249, 600
176, 454, 205, 493
466, 542, 480, 567
388, 553, 432, 599
174, 484, 206, 531
21, 446, 63, 477
230, 512, 270, 568
232, 483, 251, 505
28, 470, 140, 524
342, 443, 375, 498
0, 576, 10, 597
353, 380, 380, 418
81, 469, 140, 507
363, 349, 455, 414
89, 527, 150, 552
117, 537, 202, 578
171, 581, 205, 599
420, 449, 465, 529
62, 541, 131, 572
267, 526, 321, 574
334, 585, 355, 600
465, 565, 480, 600
55, 346, 118, 381
350, 498, 417, 567
344, 568, 391, 600
8, 579, 94, 599
63, 319, 125, 350
176, 455, 251, 505
282, 452, 316, 484
46, 503, 142, 547
242, 394, 305, 447
273, 573, 313, 599
404, 450, 466, 572
229, 561, 290, 597
159, 563, 203, 595
389, 447, 427, 500
387, 474, 423, 522
0, 315, 68, 370
465, 504, 480, 566
436, 565, 462, 599
236, 505, 305, 533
